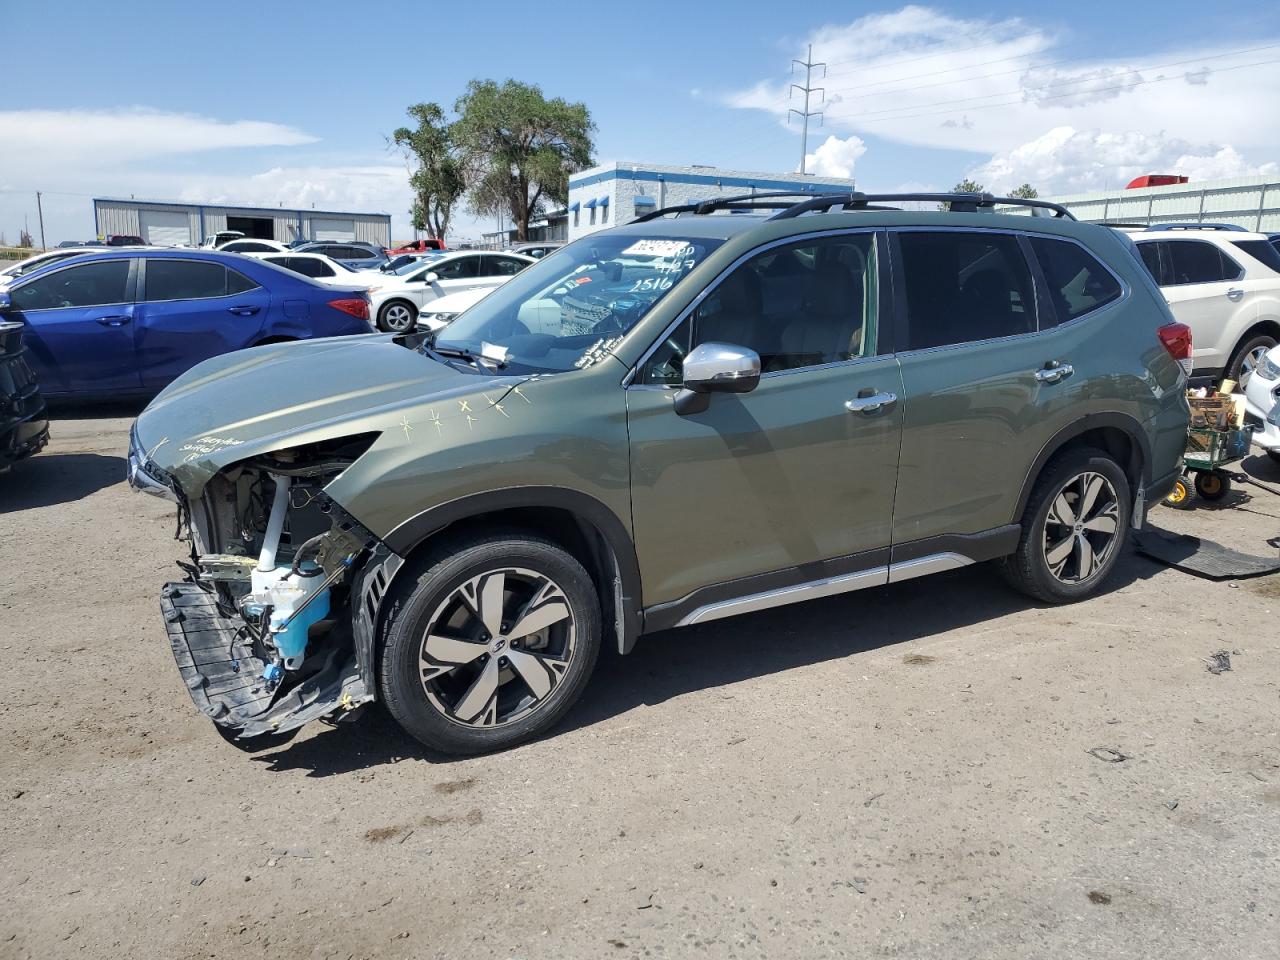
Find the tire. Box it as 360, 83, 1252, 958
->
1164, 475, 1194, 510
377, 300, 417, 333
379, 532, 601, 755
1194, 470, 1231, 501
1225, 332, 1277, 389
1001, 447, 1132, 603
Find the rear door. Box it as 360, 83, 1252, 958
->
134, 258, 270, 390
6, 258, 140, 396
1154, 239, 1244, 374
888, 228, 1073, 556
413, 254, 488, 305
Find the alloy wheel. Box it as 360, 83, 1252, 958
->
382, 303, 415, 332
1042, 471, 1121, 583
419, 567, 576, 728
1239, 344, 1270, 387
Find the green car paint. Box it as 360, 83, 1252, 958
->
129, 201, 1189, 747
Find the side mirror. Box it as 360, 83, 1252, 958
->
0, 290, 11, 312
674, 341, 761, 416
425, 271, 440, 284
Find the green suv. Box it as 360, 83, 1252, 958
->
128, 191, 1190, 755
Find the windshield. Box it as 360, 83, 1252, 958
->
435, 234, 724, 373
392, 254, 444, 276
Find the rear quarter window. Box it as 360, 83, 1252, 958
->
1029, 237, 1123, 323
1230, 239, 1280, 274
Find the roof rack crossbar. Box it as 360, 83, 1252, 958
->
1144, 222, 1248, 232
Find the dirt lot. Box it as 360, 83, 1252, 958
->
3, 411, 1279, 960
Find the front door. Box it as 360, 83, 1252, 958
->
626, 231, 903, 612
6, 257, 140, 396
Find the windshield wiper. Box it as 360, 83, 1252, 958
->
425, 343, 506, 373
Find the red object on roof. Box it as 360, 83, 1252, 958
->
1126, 174, 1189, 189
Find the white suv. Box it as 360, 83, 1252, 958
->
1132, 225, 1280, 387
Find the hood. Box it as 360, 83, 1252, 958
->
134, 334, 527, 494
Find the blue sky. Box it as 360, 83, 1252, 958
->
2, 0, 1278, 243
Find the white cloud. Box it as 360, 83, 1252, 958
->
970, 126, 1280, 195
801, 134, 867, 178
0, 108, 316, 171
727, 5, 1280, 191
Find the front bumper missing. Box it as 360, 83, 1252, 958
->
161, 581, 371, 740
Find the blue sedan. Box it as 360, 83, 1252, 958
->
0, 249, 373, 399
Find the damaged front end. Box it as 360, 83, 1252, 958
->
131, 429, 399, 743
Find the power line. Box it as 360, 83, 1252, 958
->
789, 44, 826, 174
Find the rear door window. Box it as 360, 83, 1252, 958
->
12, 259, 131, 310
1164, 240, 1242, 285
895, 231, 1037, 350
144, 260, 228, 301
1029, 237, 1123, 324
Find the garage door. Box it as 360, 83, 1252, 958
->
139, 210, 192, 247
311, 218, 356, 242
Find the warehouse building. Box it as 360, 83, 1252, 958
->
1046, 174, 1280, 231
92, 197, 392, 248
566, 162, 857, 241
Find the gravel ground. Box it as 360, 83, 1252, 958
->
2, 412, 1279, 960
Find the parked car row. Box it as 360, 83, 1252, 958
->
126, 191, 1191, 756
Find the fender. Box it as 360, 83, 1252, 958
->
1012, 412, 1152, 522
382, 486, 644, 654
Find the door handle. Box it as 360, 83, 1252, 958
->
1034, 363, 1074, 383
95, 315, 131, 327
845, 392, 897, 414
1226, 288, 1244, 302
227, 305, 260, 316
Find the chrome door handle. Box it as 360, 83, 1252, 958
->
1034, 363, 1074, 383
845, 392, 897, 414
227, 305, 261, 316
95, 315, 131, 327
1226, 288, 1244, 302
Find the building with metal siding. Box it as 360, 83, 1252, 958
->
566, 162, 857, 242
1045, 175, 1280, 231
92, 198, 392, 247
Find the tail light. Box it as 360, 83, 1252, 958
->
1157, 322, 1193, 376
329, 297, 369, 321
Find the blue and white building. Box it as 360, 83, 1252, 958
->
566, 162, 857, 241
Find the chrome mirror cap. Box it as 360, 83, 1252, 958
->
682, 342, 761, 394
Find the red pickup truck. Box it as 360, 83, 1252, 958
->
390, 238, 446, 253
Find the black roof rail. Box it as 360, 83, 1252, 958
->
629, 190, 833, 223
770, 191, 1076, 220
1144, 222, 1248, 232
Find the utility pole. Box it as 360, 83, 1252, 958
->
789, 44, 826, 174
36, 191, 47, 250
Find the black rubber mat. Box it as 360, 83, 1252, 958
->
1132, 526, 1280, 579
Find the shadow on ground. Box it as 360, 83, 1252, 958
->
0, 452, 125, 512
255, 551, 1164, 776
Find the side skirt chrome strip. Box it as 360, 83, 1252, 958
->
674, 552, 976, 628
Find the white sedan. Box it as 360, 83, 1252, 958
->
248, 252, 377, 288
416, 286, 499, 332
1243, 343, 1280, 463
367, 251, 534, 332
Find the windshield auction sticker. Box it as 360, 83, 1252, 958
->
621, 239, 695, 258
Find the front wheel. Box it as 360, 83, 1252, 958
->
379, 533, 601, 755
377, 300, 417, 333
1001, 448, 1131, 603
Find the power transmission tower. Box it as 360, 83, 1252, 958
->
789, 44, 826, 174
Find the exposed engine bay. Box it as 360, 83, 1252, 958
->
151, 434, 397, 743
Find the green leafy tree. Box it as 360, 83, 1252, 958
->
452, 79, 594, 241
1009, 183, 1039, 199
953, 178, 986, 194
392, 103, 464, 241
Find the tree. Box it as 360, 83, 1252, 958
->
939, 178, 987, 211
392, 103, 464, 241
1009, 183, 1039, 199
18, 228, 33, 248
452, 79, 594, 241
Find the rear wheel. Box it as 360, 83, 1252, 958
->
1226, 333, 1277, 389
377, 299, 417, 333
1002, 448, 1131, 603
379, 532, 601, 755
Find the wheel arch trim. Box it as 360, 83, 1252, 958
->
1013, 413, 1152, 523
382, 486, 643, 654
